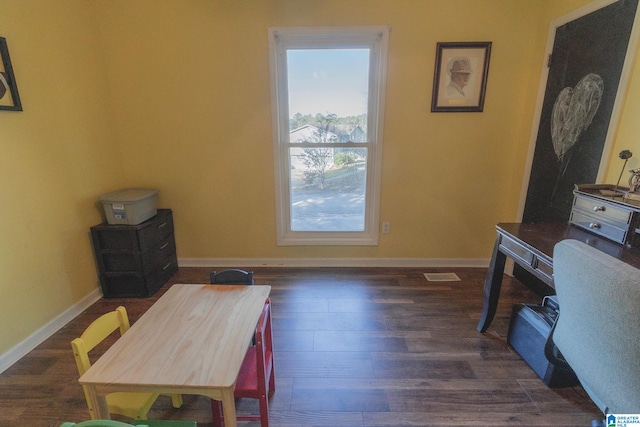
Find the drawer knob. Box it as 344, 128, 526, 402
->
589, 222, 602, 229
158, 222, 168, 229
593, 205, 606, 212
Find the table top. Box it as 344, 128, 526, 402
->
497, 222, 640, 269
79, 284, 271, 391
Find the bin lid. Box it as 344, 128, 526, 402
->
100, 188, 158, 203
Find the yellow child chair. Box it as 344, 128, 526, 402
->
71, 306, 183, 420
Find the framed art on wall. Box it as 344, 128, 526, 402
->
431, 41, 491, 112
0, 37, 22, 111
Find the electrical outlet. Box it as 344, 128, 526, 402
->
382, 221, 390, 234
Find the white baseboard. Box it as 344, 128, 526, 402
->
0, 288, 102, 375
178, 257, 490, 268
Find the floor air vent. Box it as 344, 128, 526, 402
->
423, 272, 461, 282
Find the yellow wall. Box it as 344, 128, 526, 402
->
1, 0, 638, 357
0, 1, 128, 355
605, 42, 640, 181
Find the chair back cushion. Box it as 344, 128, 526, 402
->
553, 239, 640, 413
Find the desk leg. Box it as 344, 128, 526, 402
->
477, 235, 507, 333
220, 388, 237, 427
86, 385, 110, 419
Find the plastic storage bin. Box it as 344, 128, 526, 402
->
100, 188, 158, 225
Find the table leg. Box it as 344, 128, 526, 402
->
477, 234, 507, 333
220, 388, 237, 427
86, 385, 110, 419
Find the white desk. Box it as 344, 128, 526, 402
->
79, 284, 271, 427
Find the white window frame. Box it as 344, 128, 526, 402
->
268, 26, 389, 246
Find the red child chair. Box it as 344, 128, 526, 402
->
211, 298, 275, 427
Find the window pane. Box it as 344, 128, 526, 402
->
287, 49, 369, 143
290, 147, 367, 231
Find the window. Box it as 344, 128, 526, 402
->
268, 26, 389, 245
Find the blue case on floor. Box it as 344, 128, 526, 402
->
507, 303, 578, 387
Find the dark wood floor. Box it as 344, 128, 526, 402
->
0, 267, 601, 427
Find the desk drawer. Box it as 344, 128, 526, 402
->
570, 210, 628, 244
534, 257, 553, 281
500, 235, 553, 284
500, 236, 534, 265
573, 194, 633, 226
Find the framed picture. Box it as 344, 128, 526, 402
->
0, 37, 22, 111
431, 41, 491, 112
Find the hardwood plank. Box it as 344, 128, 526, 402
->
271, 410, 364, 426
274, 312, 388, 331
372, 357, 476, 380
290, 389, 390, 412
313, 331, 410, 352
276, 351, 375, 378
386, 387, 538, 413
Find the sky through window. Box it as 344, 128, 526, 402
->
287, 49, 370, 117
